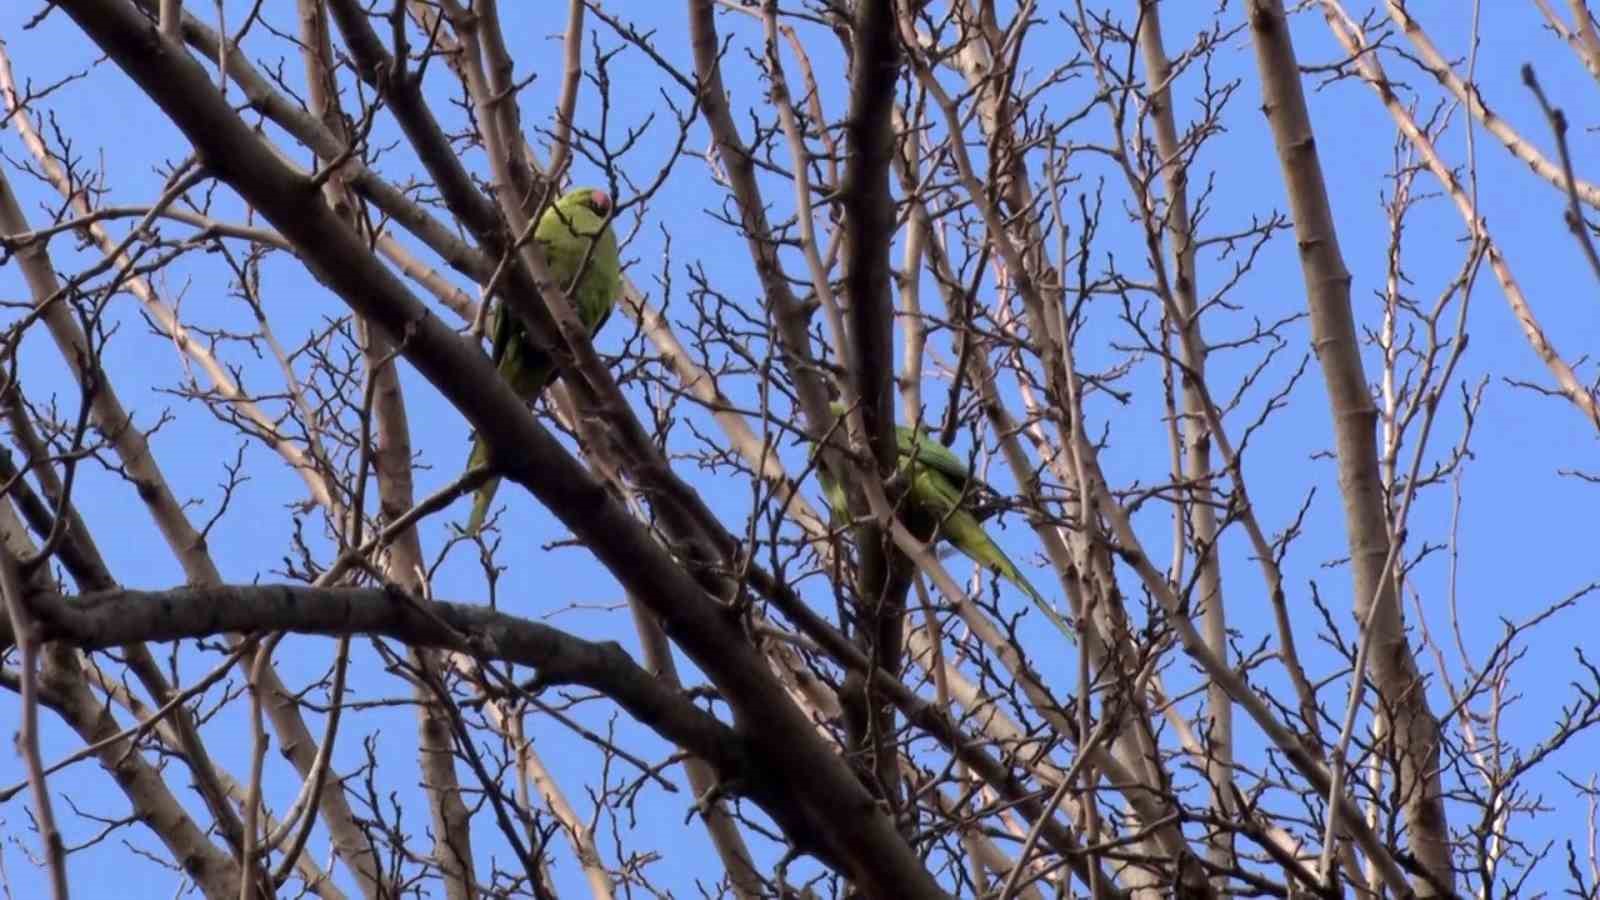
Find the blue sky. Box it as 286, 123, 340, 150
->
3, 1, 1599, 896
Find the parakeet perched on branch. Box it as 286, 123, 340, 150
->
464, 187, 621, 533
818, 408, 1075, 642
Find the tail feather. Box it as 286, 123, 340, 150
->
948, 517, 1078, 645
1004, 567, 1077, 645
466, 476, 501, 534
464, 435, 499, 534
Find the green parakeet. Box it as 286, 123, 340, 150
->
818, 408, 1075, 642
465, 187, 621, 533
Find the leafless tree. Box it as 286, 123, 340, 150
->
3, 1, 1600, 898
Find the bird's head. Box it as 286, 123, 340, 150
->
561, 186, 612, 218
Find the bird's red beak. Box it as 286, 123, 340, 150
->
591, 190, 612, 215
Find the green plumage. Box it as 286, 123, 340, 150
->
818, 411, 1075, 642
465, 187, 622, 532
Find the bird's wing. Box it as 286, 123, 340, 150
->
912, 468, 1003, 569
577, 244, 618, 336
897, 425, 970, 482
897, 425, 1005, 508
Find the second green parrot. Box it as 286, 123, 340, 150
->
465, 187, 621, 532
818, 409, 1075, 642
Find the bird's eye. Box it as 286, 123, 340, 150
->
589, 190, 612, 216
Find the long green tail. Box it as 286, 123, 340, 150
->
1003, 565, 1078, 645
919, 466, 1078, 645
957, 530, 1078, 645
464, 435, 500, 534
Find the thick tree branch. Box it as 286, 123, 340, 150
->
1246, 0, 1451, 892
15, 584, 738, 763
